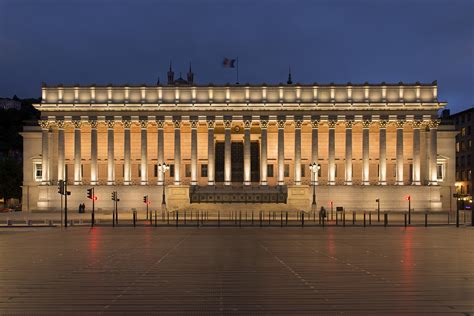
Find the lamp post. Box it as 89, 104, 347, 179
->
376, 198, 380, 222
158, 163, 170, 212
309, 163, 320, 213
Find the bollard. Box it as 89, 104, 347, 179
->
133, 211, 136, 227
363, 213, 366, 227
322, 214, 325, 227
239, 211, 242, 227
384, 213, 388, 227
7, 219, 12, 226
252, 211, 254, 225
167, 211, 170, 225
154, 210, 157, 227
281, 212, 283, 227
369, 212, 372, 226
301, 212, 305, 227
286, 212, 288, 226
336, 212, 339, 226
425, 212, 428, 227
184, 210, 186, 225
268, 211, 271, 226
259, 211, 262, 227
404, 212, 407, 227
197, 211, 200, 227
353, 211, 356, 225
176, 211, 179, 227
343, 212, 345, 227
28, 219, 32, 226
218, 211, 220, 227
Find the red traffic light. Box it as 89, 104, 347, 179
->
405, 195, 411, 201
93, 195, 98, 201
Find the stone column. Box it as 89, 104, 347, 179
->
156, 120, 164, 185
224, 119, 232, 185
277, 119, 285, 185
396, 120, 404, 185
123, 119, 131, 185
140, 120, 148, 185
378, 120, 387, 185
39, 120, 50, 185
412, 120, 421, 185
73, 120, 82, 185
345, 120, 353, 185
311, 120, 319, 185
191, 120, 198, 185
328, 120, 336, 185
207, 120, 215, 185
243, 119, 251, 185
89, 120, 98, 185
294, 120, 302, 185
362, 120, 370, 185
173, 119, 181, 185
106, 120, 115, 185
429, 120, 439, 185
260, 119, 268, 185
57, 120, 65, 181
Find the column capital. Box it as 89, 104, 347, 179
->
105, 120, 115, 129
244, 119, 251, 129
294, 120, 302, 129
89, 120, 98, 129
72, 120, 82, 129
39, 120, 50, 130
395, 120, 405, 129
56, 120, 65, 129
428, 119, 440, 128
190, 120, 198, 129
260, 119, 268, 129
327, 120, 337, 129
156, 119, 165, 129
362, 120, 371, 129
173, 120, 182, 129
224, 119, 232, 129
412, 120, 422, 129
207, 120, 215, 129
122, 119, 132, 129
378, 120, 388, 128
311, 120, 320, 128
139, 119, 148, 129
345, 120, 354, 128
277, 119, 285, 129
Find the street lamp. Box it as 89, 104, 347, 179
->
309, 163, 320, 213
375, 198, 380, 222
158, 163, 170, 212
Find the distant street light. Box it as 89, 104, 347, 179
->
158, 163, 170, 212
309, 162, 320, 213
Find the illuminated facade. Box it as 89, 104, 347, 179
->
21, 80, 457, 212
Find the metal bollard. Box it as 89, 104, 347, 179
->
384, 213, 388, 227
133, 211, 136, 227
425, 213, 428, 227
252, 211, 254, 225
154, 210, 157, 227
259, 211, 262, 227
353, 211, 356, 225
286, 212, 288, 225
197, 211, 200, 227
218, 211, 220, 227
239, 211, 241, 228
176, 211, 179, 227
167, 211, 169, 225
363, 213, 366, 227
369, 212, 372, 226
184, 210, 186, 225
404, 213, 407, 227
268, 211, 271, 226
280, 212, 283, 227
301, 212, 305, 227
343, 212, 345, 227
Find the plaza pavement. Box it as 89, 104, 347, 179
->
0, 226, 473, 314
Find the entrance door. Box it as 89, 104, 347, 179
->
215, 142, 225, 182
251, 141, 260, 182
231, 142, 244, 182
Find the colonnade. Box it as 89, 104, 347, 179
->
38, 117, 440, 187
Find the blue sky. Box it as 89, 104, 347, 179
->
1, 0, 473, 113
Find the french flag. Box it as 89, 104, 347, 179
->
222, 58, 236, 68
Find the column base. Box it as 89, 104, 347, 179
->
107, 181, 115, 185
90, 181, 98, 186
429, 181, 439, 186
411, 181, 421, 185
260, 180, 267, 186
157, 181, 164, 186
123, 181, 131, 186
328, 181, 335, 186
244, 181, 251, 186
174, 181, 181, 185
141, 181, 148, 185
224, 181, 231, 186
378, 181, 387, 185
294, 181, 301, 185
191, 181, 197, 186
395, 181, 404, 185
362, 181, 370, 185
344, 181, 352, 185
207, 181, 215, 186
278, 181, 284, 185
74, 181, 82, 185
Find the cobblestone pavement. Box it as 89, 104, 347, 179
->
0, 227, 473, 315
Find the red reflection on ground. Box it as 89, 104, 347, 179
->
88, 227, 100, 256
402, 227, 415, 287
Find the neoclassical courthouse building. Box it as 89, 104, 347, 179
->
22, 70, 457, 212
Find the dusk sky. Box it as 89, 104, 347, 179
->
1, 0, 473, 113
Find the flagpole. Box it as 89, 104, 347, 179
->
236, 57, 239, 84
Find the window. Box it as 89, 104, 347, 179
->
185, 164, 191, 177
300, 164, 306, 177
468, 170, 472, 181
461, 127, 466, 136
284, 164, 290, 177
138, 165, 141, 178
468, 126, 471, 135
334, 164, 338, 178
200, 164, 208, 177
409, 164, 413, 182
437, 164, 444, 181
468, 140, 472, 149
169, 164, 175, 177
468, 155, 471, 166
267, 164, 274, 177
34, 163, 42, 181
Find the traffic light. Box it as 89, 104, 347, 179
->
143, 195, 148, 204
111, 191, 116, 201
93, 195, 97, 201
87, 188, 93, 199
58, 180, 64, 195
375, 198, 380, 203
405, 195, 411, 201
